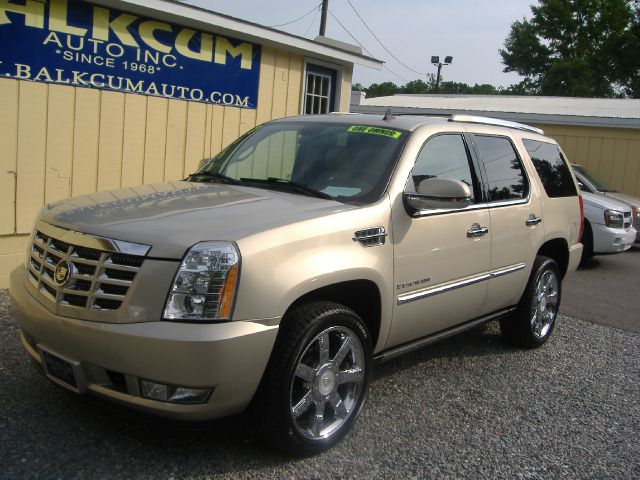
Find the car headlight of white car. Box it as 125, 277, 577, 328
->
604, 209, 624, 229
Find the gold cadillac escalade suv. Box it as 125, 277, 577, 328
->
10, 113, 583, 456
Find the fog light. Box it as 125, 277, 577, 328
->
140, 380, 212, 404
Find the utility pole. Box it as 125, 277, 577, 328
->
319, 0, 328, 36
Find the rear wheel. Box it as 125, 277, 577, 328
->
501, 256, 561, 348
254, 301, 372, 456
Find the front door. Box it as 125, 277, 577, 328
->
388, 133, 491, 348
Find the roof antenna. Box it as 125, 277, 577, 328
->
383, 108, 395, 121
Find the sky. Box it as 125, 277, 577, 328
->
186, 0, 536, 88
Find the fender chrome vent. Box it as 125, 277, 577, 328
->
353, 227, 387, 247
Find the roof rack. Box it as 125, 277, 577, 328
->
449, 114, 544, 135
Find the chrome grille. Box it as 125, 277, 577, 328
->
27, 229, 145, 311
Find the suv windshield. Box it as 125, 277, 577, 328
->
573, 165, 618, 193
190, 121, 409, 205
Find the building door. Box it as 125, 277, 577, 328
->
304, 64, 337, 114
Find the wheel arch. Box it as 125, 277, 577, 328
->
537, 238, 570, 278
582, 219, 594, 250
284, 279, 382, 351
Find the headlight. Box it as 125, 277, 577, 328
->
163, 242, 240, 321
633, 206, 639, 219
604, 209, 624, 228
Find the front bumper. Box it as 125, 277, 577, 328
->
591, 224, 636, 254
10, 267, 279, 421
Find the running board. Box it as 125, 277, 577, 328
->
374, 307, 516, 363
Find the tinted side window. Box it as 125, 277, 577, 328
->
474, 135, 528, 201
523, 139, 578, 198
410, 134, 476, 202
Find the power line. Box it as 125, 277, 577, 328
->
327, 9, 373, 55
346, 0, 430, 77
328, 9, 408, 83
303, 8, 320, 37
268, 4, 320, 28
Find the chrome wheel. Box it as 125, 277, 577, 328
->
531, 269, 559, 338
290, 325, 365, 440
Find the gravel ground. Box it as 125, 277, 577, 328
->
1, 289, 638, 479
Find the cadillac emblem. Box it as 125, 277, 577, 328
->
54, 261, 72, 286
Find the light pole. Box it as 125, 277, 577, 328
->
431, 56, 453, 93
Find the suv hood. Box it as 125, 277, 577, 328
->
602, 191, 640, 209
581, 191, 632, 212
40, 181, 353, 258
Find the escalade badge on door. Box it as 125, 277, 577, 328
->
54, 261, 72, 287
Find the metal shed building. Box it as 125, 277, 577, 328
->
0, 0, 381, 287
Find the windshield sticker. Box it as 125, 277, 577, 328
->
347, 126, 402, 139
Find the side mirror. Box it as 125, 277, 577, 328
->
404, 177, 472, 214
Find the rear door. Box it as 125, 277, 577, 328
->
470, 134, 544, 314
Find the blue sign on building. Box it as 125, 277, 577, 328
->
0, 0, 262, 108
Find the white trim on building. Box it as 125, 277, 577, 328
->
97, 0, 383, 69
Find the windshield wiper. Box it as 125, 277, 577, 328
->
188, 172, 243, 185
240, 177, 333, 200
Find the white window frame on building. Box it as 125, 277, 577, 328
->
302, 59, 343, 114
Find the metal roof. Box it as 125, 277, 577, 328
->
95, 0, 383, 69
352, 94, 640, 129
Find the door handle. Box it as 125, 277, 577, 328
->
526, 214, 542, 226
467, 223, 489, 238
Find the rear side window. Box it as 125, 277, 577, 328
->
474, 135, 528, 202
523, 139, 577, 198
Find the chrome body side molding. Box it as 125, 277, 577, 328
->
397, 263, 526, 305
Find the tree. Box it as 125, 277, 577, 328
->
501, 0, 640, 97
401, 78, 433, 94
611, 1, 640, 96
358, 77, 502, 98
364, 81, 400, 98
437, 82, 499, 95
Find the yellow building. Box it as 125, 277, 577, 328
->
0, 0, 382, 287
352, 93, 640, 197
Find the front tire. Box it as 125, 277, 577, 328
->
501, 256, 561, 348
254, 301, 372, 456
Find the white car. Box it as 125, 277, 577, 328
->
577, 188, 636, 260
572, 165, 640, 244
